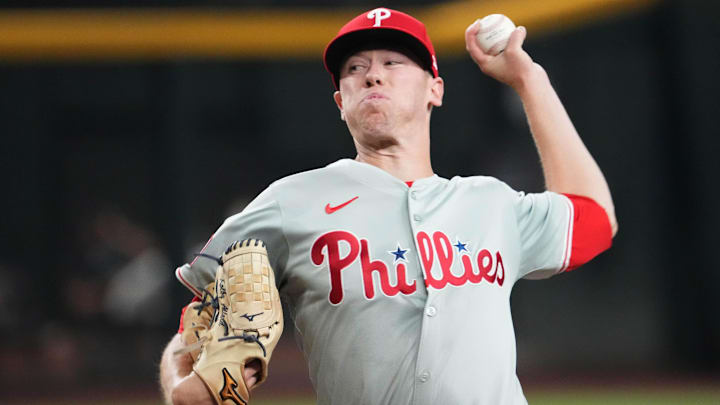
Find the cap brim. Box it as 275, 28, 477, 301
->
324, 28, 434, 88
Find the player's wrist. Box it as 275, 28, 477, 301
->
512, 63, 548, 98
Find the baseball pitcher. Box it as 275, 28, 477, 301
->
159, 7, 617, 405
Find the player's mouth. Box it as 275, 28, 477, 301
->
363, 92, 388, 102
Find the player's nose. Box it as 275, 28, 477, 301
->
364, 62, 384, 87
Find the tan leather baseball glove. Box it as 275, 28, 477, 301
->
178, 283, 215, 362
193, 239, 284, 405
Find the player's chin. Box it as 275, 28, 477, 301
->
348, 109, 386, 129
360, 115, 391, 133
357, 103, 388, 116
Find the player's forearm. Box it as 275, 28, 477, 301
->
516, 66, 618, 236
159, 334, 214, 405
159, 334, 191, 404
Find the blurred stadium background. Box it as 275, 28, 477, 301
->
1, 0, 718, 404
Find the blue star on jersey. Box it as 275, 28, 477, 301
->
389, 245, 408, 262
454, 240, 468, 253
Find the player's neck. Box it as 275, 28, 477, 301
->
354, 137, 433, 183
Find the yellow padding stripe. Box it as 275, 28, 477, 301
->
0, 0, 658, 62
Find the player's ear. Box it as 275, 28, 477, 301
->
429, 76, 444, 109
333, 90, 346, 121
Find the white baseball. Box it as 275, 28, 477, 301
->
474, 14, 516, 56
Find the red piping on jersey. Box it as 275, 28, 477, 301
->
175, 267, 203, 297
190, 234, 215, 266
561, 197, 575, 271
562, 194, 613, 271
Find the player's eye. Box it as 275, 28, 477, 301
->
347, 64, 366, 73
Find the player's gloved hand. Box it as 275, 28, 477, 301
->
464, 22, 540, 92
177, 283, 216, 362
192, 239, 284, 405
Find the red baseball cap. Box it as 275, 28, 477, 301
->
323, 7, 439, 89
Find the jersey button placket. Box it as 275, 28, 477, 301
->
409, 187, 423, 224
408, 185, 432, 405
425, 306, 437, 317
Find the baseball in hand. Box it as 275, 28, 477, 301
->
474, 14, 516, 55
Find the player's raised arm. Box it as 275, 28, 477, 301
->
464, 20, 618, 237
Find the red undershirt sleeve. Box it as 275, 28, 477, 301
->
562, 193, 613, 271
177, 296, 201, 334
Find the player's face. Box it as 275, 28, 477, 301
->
333, 48, 443, 144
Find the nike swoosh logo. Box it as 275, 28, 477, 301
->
325, 196, 359, 214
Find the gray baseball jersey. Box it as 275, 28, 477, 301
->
176, 158, 574, 405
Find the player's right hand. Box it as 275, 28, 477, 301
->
464, 23, 541, 93
243, 359, 262, 388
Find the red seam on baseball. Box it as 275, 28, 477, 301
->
488, 39, 509, 56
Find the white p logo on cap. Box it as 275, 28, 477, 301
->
367, 8, 391, 27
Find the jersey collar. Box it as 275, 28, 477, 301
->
328, 159, 444, 193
